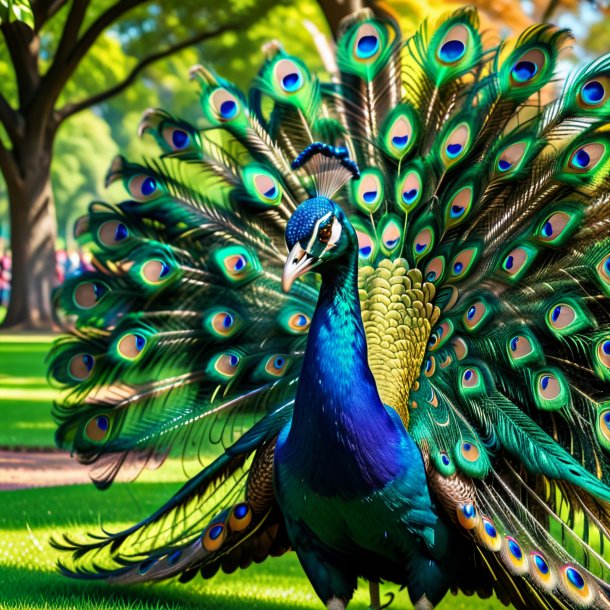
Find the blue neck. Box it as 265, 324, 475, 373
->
285, 246, 404, 496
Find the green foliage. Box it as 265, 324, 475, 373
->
53, 112, 118, 242
0, 0, 33, 27
0, 0, 331, 246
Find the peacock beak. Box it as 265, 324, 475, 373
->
282, 243, 318, 292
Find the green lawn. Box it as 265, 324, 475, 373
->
0, 334, 511, 609
0, 483, 502, 610
0, 334, 57, 447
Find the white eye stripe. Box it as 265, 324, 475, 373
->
327, 217, 342, 248
306, 211, 333, 252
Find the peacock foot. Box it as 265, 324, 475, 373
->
327, 597, 346, 610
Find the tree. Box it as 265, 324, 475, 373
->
0, 0, 281, 329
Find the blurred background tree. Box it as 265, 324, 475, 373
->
0, 0, 289, 329
0, 0, 608, 329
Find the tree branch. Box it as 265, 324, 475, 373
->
51, 0, 90, 67
38, 0, 147, 115
66, 0, 148, 72
0, 20, 39, 107
57, 21, 238, 122
31, 0, 69, 32
0, 139, 18, 186
0, 93, 22, 144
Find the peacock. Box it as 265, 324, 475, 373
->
48, 7, 610, 609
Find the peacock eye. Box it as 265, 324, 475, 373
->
318, 222, 333, 243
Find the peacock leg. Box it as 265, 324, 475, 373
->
414, 595, 434, 610
368, 581, 381, 610
327, 597, 346, 610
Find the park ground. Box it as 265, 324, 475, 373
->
0, 335, 515, 609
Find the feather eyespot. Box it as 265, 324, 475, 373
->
446, 186, 473, 227
214, 353, 240, 378
202, 523, 227, 551
529, 552, 556, 590
442, 124, 470, 165
141, 259, 171, 285
462, 301, 489, 331
508, 335, 534, 363
510, 49, 545, 84
85, 415, 110, 443
413, 228, 433, 259
274, 59, 304, 93
496, 142, 526, 174
229, 503, 252, 532
460, 441, 480, 461
98, 220, 129, 246
356, 229, 375, 260
579, 78, 608, 107
568, 143, 605, 172
559, 565, 594, 605
383, 107, 417, 160
354, 24, 381, 61
499, 246, 535, 280
476, 516, 502, 551
547, 303, 575, 331
254, 174, 279, 201
428, 321, 452, 351
536, 211, 571, 244
69, 354, 95, 381
214, 244, 262, 284
597, 339, 610, 368
213, 312, 234, 332
286, 312, 310, 333
424, 356, 436, 377
437, 25, 469, 64
459, 366, 484, 397
211, 88, 240, 121
242, 166, 282, 208
128, 175, 159, 200
379, 218, 402, 253
355, 171, 383, 213
539, 374, 559, 398
457, 502, 477, 529
73, 281, 108, 310
449, 247, 477, 280
390, 118, 411, 150
397, 169, 422, 211
117, 333, 147, 360
424, 256, 445, 285
264, 354, 289, 377
162, 126, 190, 151
501, 537, 528, 575
534, 369, 568, 411
206, 309, 241, 339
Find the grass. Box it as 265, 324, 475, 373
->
0, 335, 57, 447
0, 335, 526, 609
0, 483, 502, 610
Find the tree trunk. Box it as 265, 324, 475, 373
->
2, 149, 58, 330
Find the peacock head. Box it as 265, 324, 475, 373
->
282, 197, 356, 292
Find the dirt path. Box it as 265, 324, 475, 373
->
0, 450, 90, 490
